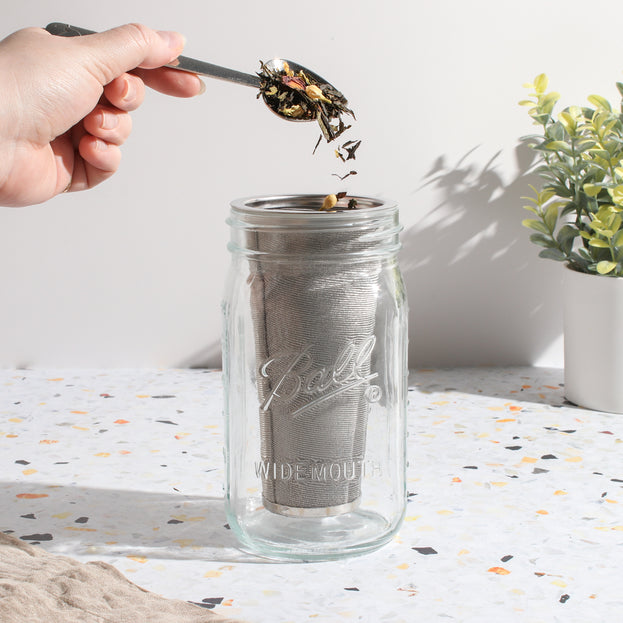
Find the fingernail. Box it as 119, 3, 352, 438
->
122, 77, 136, 103
99, 111, 119, 130
198, 79, 206, 95
93, 138, 108, 151
157, 30, 186, 52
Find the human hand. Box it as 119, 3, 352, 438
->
0, 24, 204, 207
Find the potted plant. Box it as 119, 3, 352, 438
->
520, 73, 623, 413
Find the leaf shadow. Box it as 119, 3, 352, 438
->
402, 144, 563, 367
408, 366, 570, 407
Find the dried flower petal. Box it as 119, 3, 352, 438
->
282, 75, 306, 90
306, 84, 331, 103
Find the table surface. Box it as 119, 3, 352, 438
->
1, 367, 622, 622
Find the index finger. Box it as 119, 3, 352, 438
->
131, 66, 205, 98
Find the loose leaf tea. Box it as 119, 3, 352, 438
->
257, 60, 361, 211
320, 192, 358, 212
335, 140, 361, 162
332, 170, 358, 181
258, 60, 354, 142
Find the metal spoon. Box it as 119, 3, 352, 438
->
44, 23, 341, 122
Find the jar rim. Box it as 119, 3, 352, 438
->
230, 194, 397, 224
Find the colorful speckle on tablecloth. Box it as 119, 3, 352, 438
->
1, 367, 622, 622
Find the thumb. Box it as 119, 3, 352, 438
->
74, 23, 186, 85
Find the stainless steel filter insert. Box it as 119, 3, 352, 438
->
228, 195, 399, 517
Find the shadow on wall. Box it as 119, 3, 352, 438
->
181, 145, 563, 370
403, 144, 563, 367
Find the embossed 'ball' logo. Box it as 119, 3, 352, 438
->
259, 336, 382, 416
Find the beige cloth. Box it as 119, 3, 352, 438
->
0, 532, 246, 623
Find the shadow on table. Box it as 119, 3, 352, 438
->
0, 481, 273, 563
408, 366, 570, 408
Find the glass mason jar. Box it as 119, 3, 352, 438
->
222, 194, 408, 561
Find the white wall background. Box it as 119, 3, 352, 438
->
1, 0, 617, 369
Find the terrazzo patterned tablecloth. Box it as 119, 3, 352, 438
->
1, 367, 622, 622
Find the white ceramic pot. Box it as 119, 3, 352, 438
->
564, 264, 623, 413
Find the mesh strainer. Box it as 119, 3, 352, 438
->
243, 196, 385, 517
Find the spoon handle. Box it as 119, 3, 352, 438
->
45, 23, 261, 88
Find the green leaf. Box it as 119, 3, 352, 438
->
609, 185, 623, 205
583, 184, 602, 198
569, 250, 591, 264
588, 238, 610, 248
556, 224, 579, 254
538, 247, 567, 261
596, 261, 617, 274
558, 111, 577, 133
547, 122, 566, 142
588, 148, 610, 160
603, 119, 619, 135
531, 113, 550, 125
546, 140, 573, 155
577, 247, 593, 260
617, 82, 623, 97
530, 233, 557, 248
533, 143, 556, 154
612, 229, 623, 248
588, 94, 612, 112
534, 74, 549, 94
544, 204, 558, 231
540, 92, 560, 114
521, 194, 539, 205
556, 224, 578, 240
591, 111, 611, 131
596, 204, 618, 221
561, 202, 579, 217
522, 218, 550, 234
576, 138, 597, 152
536, 189, 556, 205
